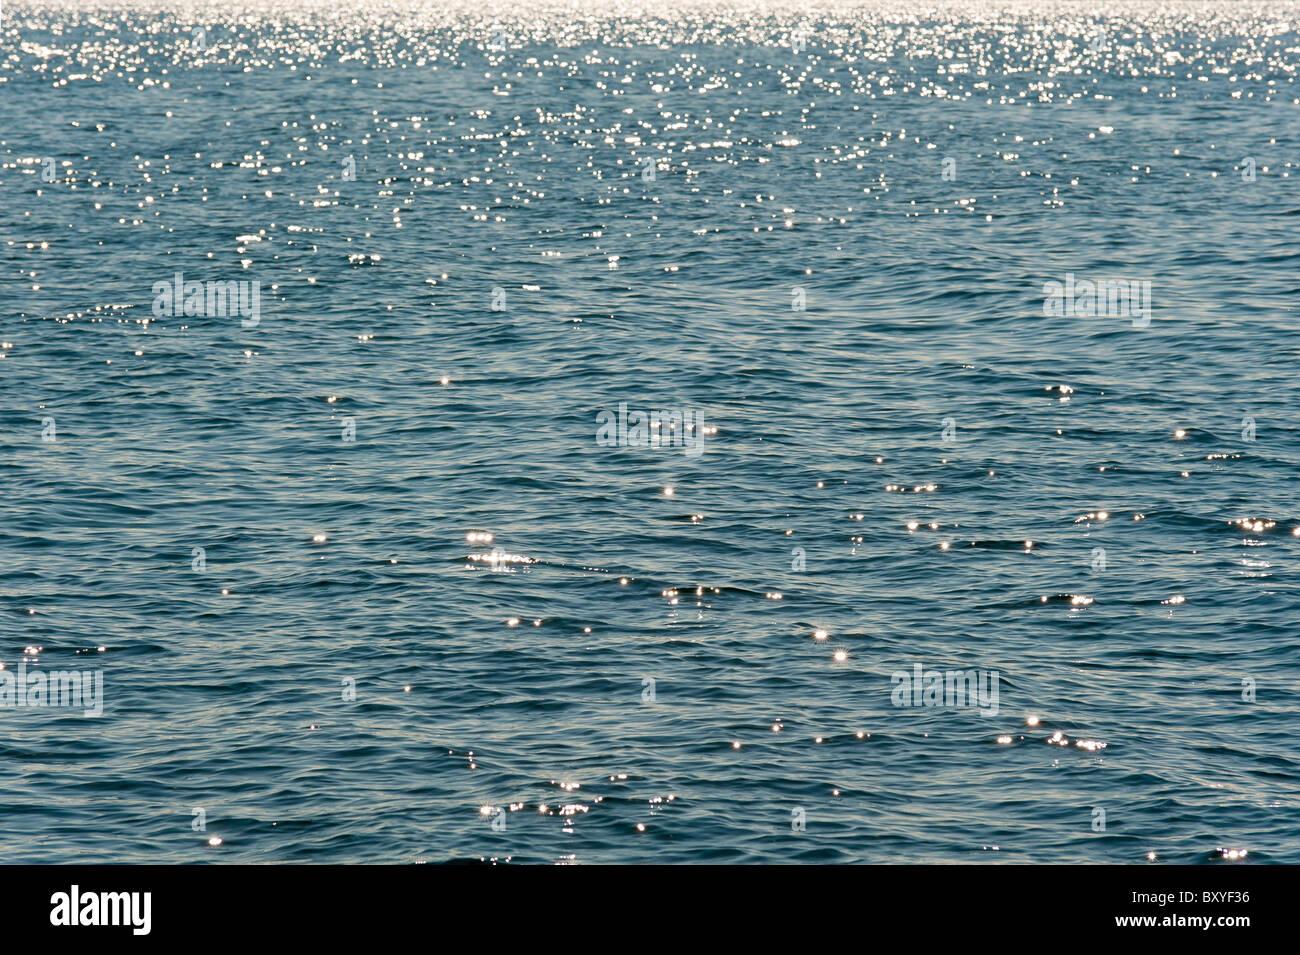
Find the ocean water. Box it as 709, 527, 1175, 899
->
1, 0, 1298, 864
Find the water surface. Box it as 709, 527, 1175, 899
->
1, 0, 1298, 863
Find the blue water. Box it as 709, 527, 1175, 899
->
2, 1, 1299, 863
